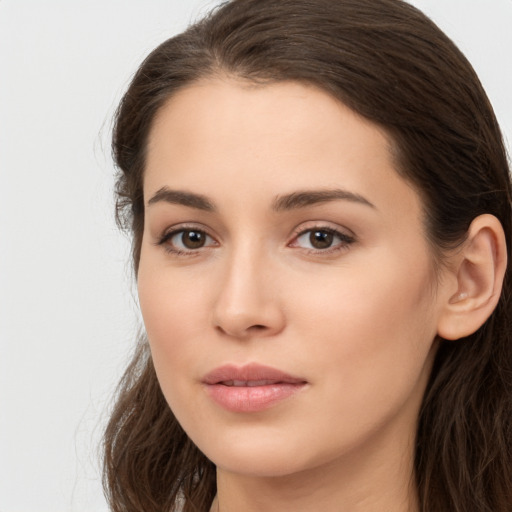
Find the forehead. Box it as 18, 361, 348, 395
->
144, 78, 421, 222
148, 78, 392, 156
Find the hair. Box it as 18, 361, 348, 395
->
103, 1, 512, 511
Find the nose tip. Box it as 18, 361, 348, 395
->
211, 264, 285, 339
213, 301, 286, 339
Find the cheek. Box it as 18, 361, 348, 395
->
291, 250, 438, 414
139, 274, 201, 339
137, 259, 210, 380
137, 267, 212, 437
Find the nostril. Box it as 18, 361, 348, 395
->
214, 323, 268, 337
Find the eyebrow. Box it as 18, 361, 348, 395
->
147, 187, 216, 211
272, 189, 376, 211
146, 186, 375, 212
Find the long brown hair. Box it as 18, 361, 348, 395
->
103, 1, 512, 510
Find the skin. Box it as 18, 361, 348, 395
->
138, 78, 455, 512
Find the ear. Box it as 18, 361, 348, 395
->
437, 214, 507, 340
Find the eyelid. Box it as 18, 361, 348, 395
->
290, 221, 356, 240
153, 221, 356, 256
288, 222, 356, 252
155, 223, 219, 255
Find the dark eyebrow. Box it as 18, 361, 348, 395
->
272, 189, 375, 211
147, 186, 374, 212
147, 187, 216, 211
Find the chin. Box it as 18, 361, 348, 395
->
194, 427, 337, 479
212, 451, 310, 478
190, 429, 306, 477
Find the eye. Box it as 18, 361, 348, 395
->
158, 228, 217, 254
291, 227, 355, 252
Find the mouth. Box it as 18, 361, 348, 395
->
202, 363, 307, 413
219, 379, 292, 387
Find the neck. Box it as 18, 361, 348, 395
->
211, 425, 420, 512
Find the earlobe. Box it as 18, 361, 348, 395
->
437, 214, 507, 341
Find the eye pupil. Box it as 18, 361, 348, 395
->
183, 230, 205, 249
310, 230, 333, 249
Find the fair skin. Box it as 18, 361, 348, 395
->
137, 78, 506, 512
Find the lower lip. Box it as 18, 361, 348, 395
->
204, 382, 306, 412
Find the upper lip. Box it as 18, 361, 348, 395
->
202, 363, 307, 386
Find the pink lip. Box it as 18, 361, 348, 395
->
202, 363, 307, 413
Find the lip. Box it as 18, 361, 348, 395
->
202, 363, 307, 413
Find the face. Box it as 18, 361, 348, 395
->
138, 79, 445, 478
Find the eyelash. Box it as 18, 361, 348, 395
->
156, 224, 356, 257
156, 225, 217, 256
290, 226, 355, 255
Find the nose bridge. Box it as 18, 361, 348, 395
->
212, 237, 284, 338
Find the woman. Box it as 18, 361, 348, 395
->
103, 0, 512, 510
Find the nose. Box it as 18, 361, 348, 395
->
211, 246, 286, 339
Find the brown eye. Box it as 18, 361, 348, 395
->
160, 228, 217, 254
292, 227, 355, 253
180, 230, 206, 249
309, 230, 334, 249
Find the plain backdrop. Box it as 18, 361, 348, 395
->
0, 1, 511, 511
